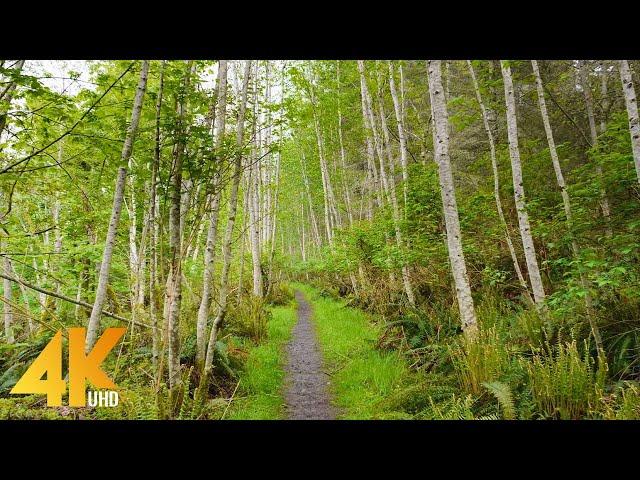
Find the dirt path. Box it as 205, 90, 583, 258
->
283, 290, 336, 420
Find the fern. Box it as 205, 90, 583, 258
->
482, 381, 516, 419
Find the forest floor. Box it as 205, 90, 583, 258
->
227, 284, 411, 420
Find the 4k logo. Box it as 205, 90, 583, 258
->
10, 327, 125, 407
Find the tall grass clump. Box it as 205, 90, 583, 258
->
450, 326, 512, 395
525, 340, 607, 419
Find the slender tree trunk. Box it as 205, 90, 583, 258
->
467, 60, 532, 303
578, 60, 613, 236
532, 60, 602, 348
249, 66, 264, 297
600, 62, 610, 135
196, 60, 228, 368
85, 61, 149, 351
336, 61, 355, 228
202, 60, 252, 382
307, 64, 339, 244
149, 60, 165, 369
373, 66, 415, 306
166, 61, 193, 405
389, 61, 410, 212
2, 239, 14, 343
501, 61, 546, 307
619, 60, 640, 185
427, 60, 478, 336
300, 152, 322, 248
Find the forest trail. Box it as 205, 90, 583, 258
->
283, 290, 336, 420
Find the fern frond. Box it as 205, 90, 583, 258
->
482, 381, 515, 420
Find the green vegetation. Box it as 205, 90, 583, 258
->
2, 59, 640, 420
294, 284, 410, 419
224, 303, 297, 420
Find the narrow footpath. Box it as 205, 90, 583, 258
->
283, 290, 336, 420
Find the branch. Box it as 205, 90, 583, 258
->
0, 271, 156, 330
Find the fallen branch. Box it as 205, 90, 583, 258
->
0, 271, 156, 330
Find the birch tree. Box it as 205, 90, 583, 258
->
467, 60, 532, 304
149, 60, 165, 369
532, 60, 602, 348
500, 60, 546, 307
196, 59, 228, 368
85, 60, 150, 351
619, 60, 640, 185
201, 60, 252, 386
427, 60, 477, 335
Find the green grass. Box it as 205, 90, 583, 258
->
224, 303, 298, 419
293, 283, 412, 419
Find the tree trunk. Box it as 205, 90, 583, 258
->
389, 61, 410, 212
532, 60, 602, 348
2, 240, 14, 343
149, 60, 165, 369
501, 61, 546, 307
85, 61, 149, 352
427, 60, 477, 335
619, 60, 640, 185
467, 60, 532, 303
166, 61, 193, 404
196, 60, 228, 368
249, 65, 264, 297
202, 60, 252, 381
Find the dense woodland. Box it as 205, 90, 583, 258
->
1, 59, 639, 420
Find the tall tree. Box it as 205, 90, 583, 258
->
166, 60, 193, 405
196, 60, 228, 368
532, 60, 602, 349
619, 60, 640, 185
85, 60, 150, 351
500, 60, 546, 307
202, 60, 252, 383
427, 60, 478, 335
467, 60, 532, 304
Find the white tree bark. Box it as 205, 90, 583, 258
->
149, 60, 165, 369
203, 60, 252, 376
249, 65, 264, 297
389, 61, 410, 211
427, 60, 478, 335
467, 60, 532, 304
532, 59, 602, 349
85, 60, 149, 351
2, 240, 14, 343
166, 61, 193, 398
619, 60, 640, 185
196, 60, 228, 367
501, 61, 546, 307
